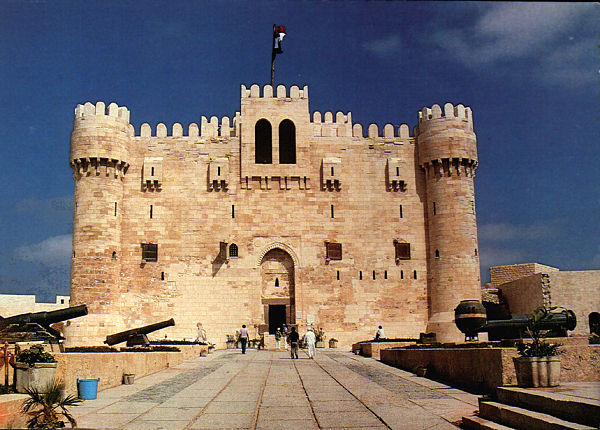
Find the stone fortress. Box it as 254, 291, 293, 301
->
65, 84, 481, 347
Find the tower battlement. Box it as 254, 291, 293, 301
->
74, 101, 131, 125
418, 103, 473, 129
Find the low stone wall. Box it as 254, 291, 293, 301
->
380, 344, 600, 393
0, 394, 28, 429
352, 341, 415, 360
55, 344, 207, 396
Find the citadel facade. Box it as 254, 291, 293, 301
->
66, 84, 481, 347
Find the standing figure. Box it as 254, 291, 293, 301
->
275, 327, 282, 349
195, 322, 207, 342
289, 326, 299, 359
375, 325, 386, 340
240, 324, 249, 354
281, 324, 288, 350
304, 327, 316, 359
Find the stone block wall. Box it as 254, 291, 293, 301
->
490, 263, 558, 287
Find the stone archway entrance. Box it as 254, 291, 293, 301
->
260, 248, 295, 334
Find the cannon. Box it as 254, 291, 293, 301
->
454, 302, 577, 341
105, 318, 175, 347
0, 305, 88, 342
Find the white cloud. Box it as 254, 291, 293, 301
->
478, 220, 560, 242
14, 234, 72, 267
430, 3, 597, 87
362, 34, 403, 58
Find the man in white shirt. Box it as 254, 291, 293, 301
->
304, 327, 316, 359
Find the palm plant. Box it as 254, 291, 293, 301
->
21, 380, 81, 429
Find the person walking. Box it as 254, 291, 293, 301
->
275, 327, 282, 349
289, 326, 299, 359
304, 326, 316, 359
281, 324, 288, 350
240, 324, 249, 354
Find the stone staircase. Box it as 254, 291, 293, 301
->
462, 385, 600, 429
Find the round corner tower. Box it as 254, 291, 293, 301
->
416, 103, 481, 342
65, 101, 132, 346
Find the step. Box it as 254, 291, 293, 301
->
462, 415, 516, 430
496, 387, 600, 428
479, 400, 596, 430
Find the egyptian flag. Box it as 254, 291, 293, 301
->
273, 25, 286, 54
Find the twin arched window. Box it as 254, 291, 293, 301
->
255, 119, 296, 164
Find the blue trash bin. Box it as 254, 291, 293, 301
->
77, 378, 100, 400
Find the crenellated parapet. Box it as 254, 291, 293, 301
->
70, 101, 131, 179
74, 101, 131, 125
241, 84, 308, 99
137, 114, 238, 139
416, 103, 477, 178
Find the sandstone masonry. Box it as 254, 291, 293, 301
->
65, 84, 481, 347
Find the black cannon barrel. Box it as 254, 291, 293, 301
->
0, 304, 88, 327
105, 318, 175, 346
480, 310, 576, 340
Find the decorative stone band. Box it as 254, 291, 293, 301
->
70, 157, 129, 180
420, 158, 478, 178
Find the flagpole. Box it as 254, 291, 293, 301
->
270, 24, 275, 87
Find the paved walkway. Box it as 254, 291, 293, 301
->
72, 349, 479, 429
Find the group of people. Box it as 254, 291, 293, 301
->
287, 325, 317, 359
239, 324, 319, 359
237, 324, 387, 357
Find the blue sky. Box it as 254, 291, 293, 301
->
0, 1, 598, 302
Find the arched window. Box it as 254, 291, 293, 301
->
229, 243, 238, 258
279, 119, 296, 164
255, 119, 272, 164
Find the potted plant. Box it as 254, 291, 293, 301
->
315, 327, 325, 348
226, 334, 236, 349
22, 379, 81, 429
15, 344, 58, 394
328, 338, 338, 348
514, 306, 562, 387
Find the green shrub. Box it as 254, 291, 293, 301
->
16, 345, 56, 367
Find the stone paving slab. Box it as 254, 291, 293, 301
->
68, 349, 486, 429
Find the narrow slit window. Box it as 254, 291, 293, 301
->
150, 205, 153, 219
399, 204, 403, 218
275, 278, 279, 287
331, 166, 335, 176
232, 205, 235, 219
337, 270, 340, 280
396, 166, 400, 176
384, 270, 388, 279
433, 202, 437, 215
217, 166, 221, 176
435, 250, 440, 258
401, 270, 404, 279
114, 202, 117, 216
151, 167, 155, 176
359, 271, 363, 280
331, 204, 334, 218
161, 272, 165, 281
413, 270, 418, 280
372, 270, 376, 280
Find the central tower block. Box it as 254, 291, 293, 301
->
416, 103, 481, 342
